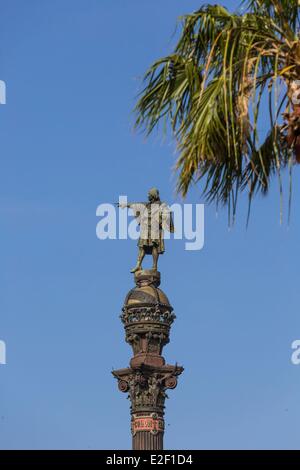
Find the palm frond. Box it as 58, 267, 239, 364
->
134, 1, 300, 220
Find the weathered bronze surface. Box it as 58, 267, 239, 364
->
112, 268, 183, 450
118, 188, 174, 273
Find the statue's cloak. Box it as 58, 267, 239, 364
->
130, 202, 174, 254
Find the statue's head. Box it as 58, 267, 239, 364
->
148, 187, 160, 202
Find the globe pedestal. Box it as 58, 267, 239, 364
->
112, 270, 183, 450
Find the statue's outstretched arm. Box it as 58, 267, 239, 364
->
116, 202, 143, 209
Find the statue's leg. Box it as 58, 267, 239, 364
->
130, 248, 145, 273
152, 246, 159, 271
138, 248, 146, 269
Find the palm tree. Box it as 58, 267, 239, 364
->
135, 1, 300, 222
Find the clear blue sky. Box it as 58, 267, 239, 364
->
0, 0, 300, 450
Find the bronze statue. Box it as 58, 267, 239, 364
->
118, 188, 174, 273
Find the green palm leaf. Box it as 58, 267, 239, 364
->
134, 1, 300, 221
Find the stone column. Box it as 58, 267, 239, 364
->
112, 270, 183, 450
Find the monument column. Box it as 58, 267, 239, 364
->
112, 269, 183, 450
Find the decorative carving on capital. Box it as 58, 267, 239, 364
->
165, 376, 178, 389
118, 380, 129, 393
113, 367, 182, 414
